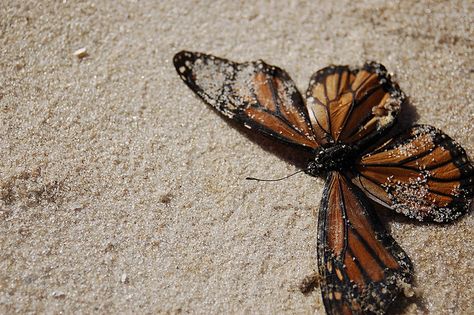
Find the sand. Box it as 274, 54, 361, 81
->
1, 1, 473, 314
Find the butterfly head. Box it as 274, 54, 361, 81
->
305, 143, 358, 176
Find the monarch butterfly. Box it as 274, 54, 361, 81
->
173, 51, 474, 314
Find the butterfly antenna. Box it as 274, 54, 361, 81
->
246, 170, 304, 182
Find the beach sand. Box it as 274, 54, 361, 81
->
1, 1, 473, 313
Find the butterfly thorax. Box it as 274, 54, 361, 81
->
305, 143, 359, 176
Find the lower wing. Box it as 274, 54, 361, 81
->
318, 171, 412, 315
353, 125, 474, 222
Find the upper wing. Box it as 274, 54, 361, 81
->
173, 51, 319, 149
305, 63, 405, 146
353, 124, 474, 222
318, 171, 412, 315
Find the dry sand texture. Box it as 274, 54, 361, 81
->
1, 1, 473, 314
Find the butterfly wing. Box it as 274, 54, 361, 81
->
352, 124, 474, 222
173, 51, 319, 149
318, 171, 412, 315
305, 63, 405, 146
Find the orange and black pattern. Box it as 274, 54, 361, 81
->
173, 51, 473, 315
319, 172, 412, 314
354, 125, 474, 222
305, 63, 404, 146
173, 51, 319, 149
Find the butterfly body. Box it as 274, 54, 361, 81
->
307, 143, 360, 175
173, 50, 473, 315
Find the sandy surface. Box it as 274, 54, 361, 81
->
1, 1, 473, 314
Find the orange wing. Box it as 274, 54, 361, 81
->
173, 51, 319, 149
318, 172, 412, 315
353, 125, 474, 222
305, 63, 405, 146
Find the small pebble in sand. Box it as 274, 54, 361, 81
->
69, 202, 83, 212
52, 291, 66, 299
73, 47, 88, 59
121, 273, 129, 284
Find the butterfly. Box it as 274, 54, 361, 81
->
173, 51, 474, 315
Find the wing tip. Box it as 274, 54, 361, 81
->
173, 50, 205, 69
364, 61, 407, 103
362, 61, 388, 76
173, 50, 189, 65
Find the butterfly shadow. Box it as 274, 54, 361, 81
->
396, 95, 420, 130
224, 117, 314, 172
